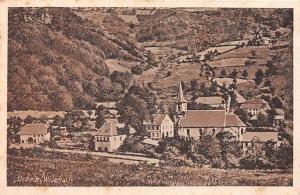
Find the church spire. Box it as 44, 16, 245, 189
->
176, 81, 187, 103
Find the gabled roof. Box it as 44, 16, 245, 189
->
179, 110, 226, 128
143, 114, 173, 125
176, 82, 187, 103
225, 114, 246, 127
275, 108, 285, 115
95, 121, 118, 136
194, 96, 224, 105
234, 91, 246, 104
240, 99, 266, 109
18, 123, 48, 135
241, 132, 278, 142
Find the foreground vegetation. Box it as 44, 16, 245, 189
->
7, 154, 292, 186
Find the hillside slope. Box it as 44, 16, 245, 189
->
8, 8, 145, 111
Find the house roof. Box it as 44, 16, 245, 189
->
241, 132, 278, 142
18, 123, 48, 135
275, 108, 285, 115
225, 114, 246, 127
95, 121, 118, 136
179, 110, 226, 128
234, 91, 246, 104
176, 82, 187, 103
194, 96, 224, 105
144, 114, 170, 125
240, 99, 266, 109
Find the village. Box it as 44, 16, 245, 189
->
6, 7, 293, 186
7, 33, 292, 168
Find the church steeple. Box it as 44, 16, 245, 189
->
176, 81, 187, 103
175, 81, 187, 113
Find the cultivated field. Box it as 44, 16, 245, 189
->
7, 156, 292, 186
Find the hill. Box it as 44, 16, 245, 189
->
8, 8, 146, 111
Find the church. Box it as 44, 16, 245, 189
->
174, 82, 246, 141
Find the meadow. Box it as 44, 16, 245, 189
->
7, 156, 292, 186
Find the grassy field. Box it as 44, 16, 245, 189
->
214, 46, 272, 60
7, 156, 292, 186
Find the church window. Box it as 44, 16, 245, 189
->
187, 129, 190, 137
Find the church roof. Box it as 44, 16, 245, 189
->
176, 82, 187, 103
179, 110, 245, 128
225, 114, 246, 127
179, 110, 226, 128
194, 96, 224, 105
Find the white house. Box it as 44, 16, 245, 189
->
240, 98, 270, 118
143, 114, 174, 140
17, 123, 51, 144
240, 131, 280, 154
94, 120, 126, 152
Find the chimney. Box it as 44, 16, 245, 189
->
226, 95, 231, 113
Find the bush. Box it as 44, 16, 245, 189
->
239, 154, 275, 169
166, 71, 171, 77
131, 66, 143, 75
7, 147, 19, 156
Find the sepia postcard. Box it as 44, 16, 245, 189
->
0, 0, 300, 195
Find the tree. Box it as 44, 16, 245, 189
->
229, 69, 238, 78
251, 113, 269, 127
190, 79, 199, 91
242, 69, 248, 78
131, 65, 143, 75
270, 19, 279, 30
24, 115, 34, 124
110, 71, 133, 89
234, 108, 250, 123
254, 69, 264, 85
88, 136, 95, 151
95, 105, 106, 129
220, 69, 227, 78
270, 96, 284, 108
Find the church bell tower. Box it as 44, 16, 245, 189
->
175, 81, 187, 116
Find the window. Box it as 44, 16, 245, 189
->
157, 132, 159, 137
187, 129, 190, 137
41, 135, 43, 137
199, 129, 203, 140
212, 129, 215, 134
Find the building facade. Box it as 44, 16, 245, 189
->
18, 123, 51, 144
144, 114, 174, 140
94, 120, 126, 152
175, 82, 246, 141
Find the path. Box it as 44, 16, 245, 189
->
45, 148, 160, 165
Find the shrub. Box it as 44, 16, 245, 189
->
131, 66, 143, 75
7, 147, 19, 156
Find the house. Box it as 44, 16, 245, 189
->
94, 120, 126, 152
143, 114, 174, 140
273, 108, 285, 126
240, 131, 279, 154
175, 82, 246, 140
240, 99, 270, 117
194, 96, 225, 108
17, 123, 50, 144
